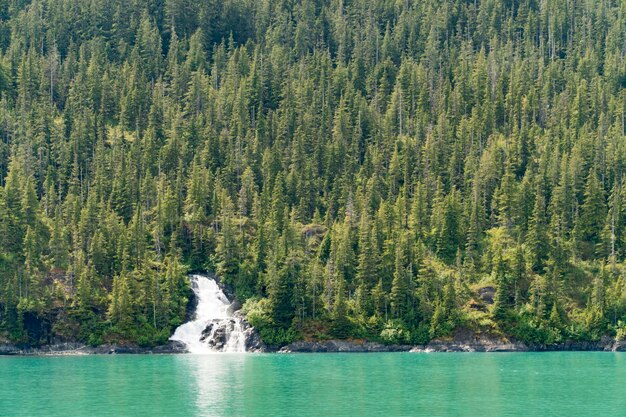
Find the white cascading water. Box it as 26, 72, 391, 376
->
170, 275, 246, 353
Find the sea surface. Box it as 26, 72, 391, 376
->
1, 352, 624, 416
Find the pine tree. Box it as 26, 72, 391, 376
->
527, 177, 549, 272
215, 195, 239, 284
330, 275, 351, 338
355, 211, 376, 316
390, 243, 410, 320
495, 158, 518, 231
575, 169, 607, 258
492, 249, 511, 320
108, 271, 132, 326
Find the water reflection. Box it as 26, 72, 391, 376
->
176, 353, 249, 416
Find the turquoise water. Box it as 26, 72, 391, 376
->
1, 352, 625, 416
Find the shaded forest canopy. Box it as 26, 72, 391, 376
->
0, 0, 625, 347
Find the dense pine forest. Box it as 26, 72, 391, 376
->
0, 0, 625, 347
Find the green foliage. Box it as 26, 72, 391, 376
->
429, 300, 454, 340
0, 0, 625, 348
380, 320, 410, 345
243, 297, 298, 345
615, 323, 626, 342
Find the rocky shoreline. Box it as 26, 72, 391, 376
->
3, 336, 625, 355
276, 340, 414, 353
0, 340, 190, 356
276, 336, 626, 353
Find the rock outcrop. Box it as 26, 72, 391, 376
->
239, 315, 266, 352
278, 340, 413, 353
197, 311, 266, 352
613, 341, 626, 352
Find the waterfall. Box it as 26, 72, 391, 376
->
170, 275, 247, 353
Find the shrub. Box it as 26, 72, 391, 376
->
380, 320, 410, 345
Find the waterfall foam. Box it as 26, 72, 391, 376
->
170, 275, 246, 353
